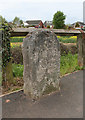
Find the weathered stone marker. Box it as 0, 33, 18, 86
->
23, 29, 60, 99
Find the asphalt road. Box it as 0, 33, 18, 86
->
1, 70, 83, 118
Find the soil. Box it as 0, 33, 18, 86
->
63, 43, 77, 46
60, 42, 77, 55
2, 77, 24, 94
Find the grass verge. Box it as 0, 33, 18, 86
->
10, 37, 25, 43
60, 53, 83, 76
2, 53, 84, 94
12, 53, 83, 77
10, 36, 77, 44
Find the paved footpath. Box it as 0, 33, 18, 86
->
1, 70, 83, 118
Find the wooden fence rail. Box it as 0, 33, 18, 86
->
11, 28, 81, 37
10, 28, 85, 67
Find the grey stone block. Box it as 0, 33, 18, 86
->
22, 29, 60, 99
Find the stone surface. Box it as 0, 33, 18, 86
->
22, 29, 60, 99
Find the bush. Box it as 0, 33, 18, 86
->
11, 46, 23, 64
12, 64, 24, 77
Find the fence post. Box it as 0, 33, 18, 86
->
77, 34, 83, 67
82, 32, 85, 67
77, 30, 85, 67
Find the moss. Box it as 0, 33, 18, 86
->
42, 83, 59, 95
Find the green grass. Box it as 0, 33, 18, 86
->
11, 42, 22, 48
10, 36, 77, 43
10, 37, 25, 43
12, 53, 83, 78
60, 53, 83, 76
12, 63, 24, 77
57, 36, 77, 43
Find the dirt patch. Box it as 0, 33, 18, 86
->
2, 77, 24, 94
63, 43, 77, 46
60, 42, 78, 55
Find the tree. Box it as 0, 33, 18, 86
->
0, 15, 6, 24
53, 11, 66, 29
19, 20, 24, 27
47, 25, 50, 28
13, 17, 24, 27
75, 22, 80, 27
13, 16, 20, 26
65, 24, 71, 29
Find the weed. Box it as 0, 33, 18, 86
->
60, 53, 82, 76
12, 64, 24, 77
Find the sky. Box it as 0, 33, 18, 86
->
0, 0, 85, 24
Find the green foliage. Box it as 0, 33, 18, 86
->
47, 25, 50, 28
58, 36, 77, 43
0, 22, 12, 67
53, 11, 66, 29
13, 16, 24, 27
75, 22, 80, 27
19, 20, 23, 25
11, 43, 22, 48
12, 53, 83, 78
10, 37, 24, 43
0, 21, 14, 85
10, 35, 77, 44
60, 53, 82, 76
12, 64, 24, 77
64, 24, 71, 29
13, 17, 20, 25
0, 15, 6, 24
